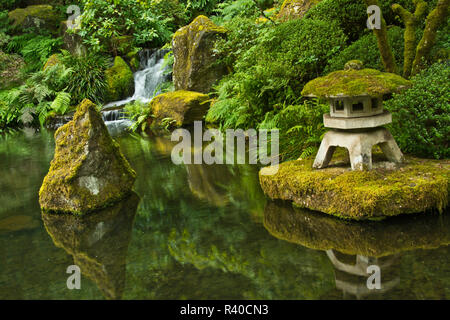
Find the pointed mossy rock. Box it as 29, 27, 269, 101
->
172, 15, 227, 94
39, 99, 136, 214
105, 56, 134, 103
259, 153, 449, 220
149, 90, 210, 128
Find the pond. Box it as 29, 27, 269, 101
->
0, 128, 449, 300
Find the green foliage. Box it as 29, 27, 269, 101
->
213, 0, 260, 22
207, 18, 346, 129
0, 64, 74, 129
304, 0, 417, 43
213, 16, 268, 68
78, 0, 176, 51
125, 100, 153, 132
59, 50, 110, 105
259, 99, 328, 161
385, 62, 450, 159
325, 26, 406, 73
6, 34, 62, 72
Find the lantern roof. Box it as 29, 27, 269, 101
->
302, 61, 411, 98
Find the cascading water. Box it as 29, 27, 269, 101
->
101, 48, 171, 135
48, 48, 170, 134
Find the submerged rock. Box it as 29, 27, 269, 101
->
259, 152, 449, 220
39, 99, 136, 214
149, 90, 210, 128
42, 192, 139, 300
172, 15, 227, 93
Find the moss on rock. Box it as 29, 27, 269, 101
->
172, 15, 227, 93
302, 66, 411, 97
277, 0, 322, 22
149, 90, 210, 128
264, 201, 450, 257
43, 53, 60, 71
8, 5, 59, 32
259, 152, 449, 220
39, 99, 136, 215
105, 56, 134, 103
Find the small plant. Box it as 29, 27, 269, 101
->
125, 100, 152, 132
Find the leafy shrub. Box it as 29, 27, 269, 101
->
213, 16, 269, 69
207, 18, 346, 129
6, 34, 62, 72
304, 0, 416, 42
78, 0, 175, 51
325, 26, 405, 73
259, 99, 328, 161
125, 100, 153, 132
385, 62, 449, 159
59, 50, 110, 105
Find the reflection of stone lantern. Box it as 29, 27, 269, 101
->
302, 61, 411, 170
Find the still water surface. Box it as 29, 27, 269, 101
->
0, 128, 449, 299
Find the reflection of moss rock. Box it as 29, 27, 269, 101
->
43, 54, 60, 70
8, 5, 59, 32
172, 15, 227, 93
39, 99, 136, 214
105, 56, 134, 103
42, 193, 139, 300
302, 67, 411, 97
264, 202, 450, 257
149, 90, 210, 128
277, 0, 322, 22
186, 163, 231, 207
0, 50, 24, 89
259, 155, 449, 220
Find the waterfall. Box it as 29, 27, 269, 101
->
101, 48, 171, 134
103, 48, 171, 109
48, 49, 170, 133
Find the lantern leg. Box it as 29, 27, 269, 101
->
312, 132, 336, 169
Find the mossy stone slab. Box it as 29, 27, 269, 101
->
259, 153, 449, 220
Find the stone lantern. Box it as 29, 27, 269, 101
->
301, 61, 411, 171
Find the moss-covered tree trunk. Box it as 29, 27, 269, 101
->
364, 0, 398, 74
392, 0, 427, 78
412, 0, 449, 75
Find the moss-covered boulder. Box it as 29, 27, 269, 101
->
105, 56, 134, 103
42, 192, 139, 299
8, 5, 59, 32
277, 0, 322, 22
0, 50, 24, 89
259, 152, 449, 220
264, 202, 450, 257
149, 90, 210, 128
39, 99, 136, 214
172, 15, 227, 93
